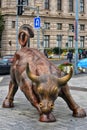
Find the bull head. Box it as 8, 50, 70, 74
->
26, 63, 73, 114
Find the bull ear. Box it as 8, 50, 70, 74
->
57, 67, 73, 86
26, 63, 39, 82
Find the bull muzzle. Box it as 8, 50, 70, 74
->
39, 101, 54, 114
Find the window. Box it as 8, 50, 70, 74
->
80, 36, 85, 47
80, 24, 85, 31
12, 21, 15, 28
22, 0, 28, 5
44, 0, 49, 9
44, 22, 50, 29
44, 35, 50, 48
57, 0, 62, 10
69, 0, 73, 12
80, 0, 84, 13
69, 24, 74, 32
68, 36, 74, 47
56, 35, 62, 47
57, 23, 62, 30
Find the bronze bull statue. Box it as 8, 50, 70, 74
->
2, 28, 86, 122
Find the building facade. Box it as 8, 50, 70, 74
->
0, 0, 87, 55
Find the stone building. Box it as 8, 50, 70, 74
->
0, 0, 87, 56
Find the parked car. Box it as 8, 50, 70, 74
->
2, 54, 14, 64
0, 59, 11, 75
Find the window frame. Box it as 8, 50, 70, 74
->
80, 36, 85, 48
12, 21, 16, 29
80, 0, 84, 13
80, 24, 85, 31
68, 36, 74, 47
57, 23, 62, 30
44, 22, 50, 29
44, 35, 50, 48
56, 35, 62, 47
44, 0, 49, 10
69, 0, 73, 12
57, 0, 62, 11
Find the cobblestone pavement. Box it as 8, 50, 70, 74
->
0, 73, 87, 130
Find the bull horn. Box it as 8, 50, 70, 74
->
57, 67, 73, 85
26, 63, 39, 82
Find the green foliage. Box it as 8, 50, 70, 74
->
44, 48, 53, 55
52, 47, 63, 54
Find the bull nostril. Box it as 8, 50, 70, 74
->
50, 104, 54, 109
39, 103, 43, 108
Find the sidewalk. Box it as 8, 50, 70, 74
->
0, 74, 87, 130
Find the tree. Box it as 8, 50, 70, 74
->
0, 12, 4, 48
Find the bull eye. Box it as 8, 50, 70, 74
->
39, 102, 43, 108
50, 104, 54, 109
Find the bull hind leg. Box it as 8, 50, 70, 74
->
59, 84, 86, 117
2, 81, 18, 108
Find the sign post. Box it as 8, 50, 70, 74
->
34, 6, 41, 48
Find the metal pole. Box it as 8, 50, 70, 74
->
16, 0, 19, 50
74, 0, 79, 74
36, 6, 40, 49
59, 42, 60, 59
67, 29, 69, 52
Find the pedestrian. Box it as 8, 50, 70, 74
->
67, 50, 73, 63
82, 49, 86, 58
44, 49, 48, 58
78, 49, 82, 59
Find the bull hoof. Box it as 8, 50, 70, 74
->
2, 99, 14, 108
73, 107, 86, 118
39, 113, 56, 122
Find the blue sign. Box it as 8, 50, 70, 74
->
34, 17, 41, 29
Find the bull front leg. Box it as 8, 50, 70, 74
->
20, 79, 41, 114
59, 84, 86, 117
2, 81, 18, 108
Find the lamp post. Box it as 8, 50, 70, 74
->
74, 0, 79, 74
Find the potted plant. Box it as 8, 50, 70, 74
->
58, 62, 73, 74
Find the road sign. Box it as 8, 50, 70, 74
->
34, 17, 41, 29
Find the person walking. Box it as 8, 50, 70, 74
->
44, 49, 48, 58
67, 50, 73, 63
